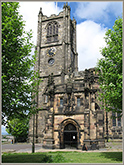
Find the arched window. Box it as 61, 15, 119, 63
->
112, 112, 121, 127
46, 21, 59, 43
77, 97, 80, 107
60, 98, 63, 107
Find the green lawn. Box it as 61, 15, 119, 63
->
2, 151, 122, 163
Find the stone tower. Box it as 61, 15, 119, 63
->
29, 3, 78, 147
28, 3, 122, 149
36, 3, 78, 110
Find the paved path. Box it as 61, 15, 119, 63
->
2, 143, 42, 153
2, 141, 122, 153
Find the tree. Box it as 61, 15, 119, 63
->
2, 2, 39, 124
96, 17, 122, 116
6, 118, 29, 142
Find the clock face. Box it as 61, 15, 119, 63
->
47, 47, 56, 57
48, 58, 55, 65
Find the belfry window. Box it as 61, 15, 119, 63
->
47, 22, 58, 43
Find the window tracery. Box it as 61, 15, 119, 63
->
46, 21, 59, 43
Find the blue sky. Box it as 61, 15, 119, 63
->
2, 1, 123, 135
57, 2, 122, 28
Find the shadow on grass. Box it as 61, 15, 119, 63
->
2, 153, 53, 163
2, 152, 66, 163
100, 152, 122, 162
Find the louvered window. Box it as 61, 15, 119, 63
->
47, 22, 58, 43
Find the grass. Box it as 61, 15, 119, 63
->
2, 151, 122, 163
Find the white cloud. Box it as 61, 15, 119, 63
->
19, 2, 62, 45
75, 2, 122, 23
77, 20, 107, 71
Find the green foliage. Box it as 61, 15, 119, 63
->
2, 2, 41, 124
96, 17, 122, 115
6, 118, 29, 142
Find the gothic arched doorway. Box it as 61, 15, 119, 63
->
59, 118, 80, 149
64, 123, 77, 149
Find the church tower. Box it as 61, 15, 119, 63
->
35, 3, 78, 111
28, 3, 78, 146
28, 3, 122, 150
28, 3, 105, 149
36, 3, 78, 80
